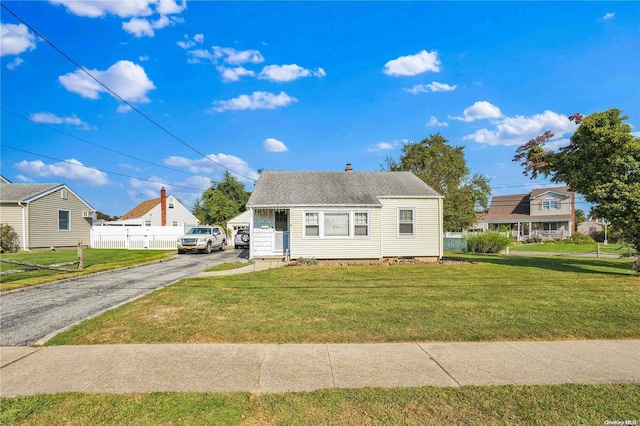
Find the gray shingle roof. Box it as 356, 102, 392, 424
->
247, 171, 442, 208
0, 182, 62, 203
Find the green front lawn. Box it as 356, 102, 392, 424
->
0, 249, 175, 291
509, 242, 636, 255
2, 384, 638, 425
47, 254, 640, 345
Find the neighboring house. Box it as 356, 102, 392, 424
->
116, 187, 199, 227
577, 218, 604, 236
245, 168, 444, 261
0, 176, 94, 251
226, 210, 250, 244
476, 187, 575, 240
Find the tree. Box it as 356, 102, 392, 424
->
386, 134, 492, 231
575, 209, 586, 226
193, 172, 251, 226
1, 224, 20, 253
514, 108, 640, 271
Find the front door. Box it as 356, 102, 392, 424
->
274, 211, 290, 254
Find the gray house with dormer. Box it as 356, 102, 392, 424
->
0, 176, 94, 251
246, 168, 444, 261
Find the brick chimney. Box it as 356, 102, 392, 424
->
345, 163, 353, 172
160, 187, 167, 226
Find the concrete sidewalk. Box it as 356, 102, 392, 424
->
1, 340, 639, 397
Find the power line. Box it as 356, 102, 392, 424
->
0, 2, 256, 183
1, 108, 207, 180
2, 145, 206, 193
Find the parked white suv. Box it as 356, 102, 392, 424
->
177, 226, 226, 254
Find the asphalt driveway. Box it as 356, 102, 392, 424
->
0, 249, 243, 346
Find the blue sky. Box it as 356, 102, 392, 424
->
1, 1, 639, 217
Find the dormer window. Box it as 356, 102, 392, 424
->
542, 200, 559, 210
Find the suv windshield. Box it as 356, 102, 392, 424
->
186, 228, 211, 235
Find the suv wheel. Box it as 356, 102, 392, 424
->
204, 242, 212, 254
220, 240, 226, 251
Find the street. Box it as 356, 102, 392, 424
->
0, 249, 242, 346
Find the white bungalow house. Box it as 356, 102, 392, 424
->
0, 176, 94, 251
475, 187, 575, 240
115, 187, 199, 227
246, 168, 444, 261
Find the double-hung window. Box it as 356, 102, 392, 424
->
58, 210, 70, 231
542, 200, 559, 210
305, 212, 319, 236
398, 208, 415, 237
354, 212, 368, 236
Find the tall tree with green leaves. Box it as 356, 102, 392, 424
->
385, 134, 491, 231
192, 172, 251, 226
514, 108, 640, 271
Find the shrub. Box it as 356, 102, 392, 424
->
567, 232, 595, 245
466, 232, 511, 254
0, 224, 20, 253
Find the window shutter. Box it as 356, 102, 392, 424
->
557, 200, 561, 208
539, 202, 542, 210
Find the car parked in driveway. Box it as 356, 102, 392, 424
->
234, 229, 250, 249
177, 226, 226, 254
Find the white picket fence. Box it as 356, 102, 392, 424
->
91, 225, 193, 250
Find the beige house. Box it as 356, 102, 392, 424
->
0, 176, 94, 251
476, 187, 575, 240
246, 169, 444, 261
115, 187, 199, 227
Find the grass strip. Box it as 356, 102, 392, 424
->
1, 384, 638, 425
1, 249, 175, 291
47, 254, 640, 345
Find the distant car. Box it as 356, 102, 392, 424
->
234, 229, 250, 249
177, 226, 226, 254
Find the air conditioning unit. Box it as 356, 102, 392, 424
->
82, 210, 92, 218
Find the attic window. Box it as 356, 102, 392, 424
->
60, 189, 68, 199
168, 202, 175, 209
542, 200, 559, 210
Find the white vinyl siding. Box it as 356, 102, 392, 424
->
291, 207, 381, 259
380, 198, 441, 258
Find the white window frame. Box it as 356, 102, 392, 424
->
542, 200, 559, 210
58, 209, 71, 231
168, 202, 175, 209
145, 220, 152, 227
354, 212, 369, 237
398, 208, 415, 238
304, 212, 320, 237
324, 212, 350, 238
543, 222, 558, 231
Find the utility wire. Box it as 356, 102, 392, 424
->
2, 145, 207, 193
0, 3, 256, 183
1, 108, 207, 179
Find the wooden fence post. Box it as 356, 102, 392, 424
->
77, 241, 84, 270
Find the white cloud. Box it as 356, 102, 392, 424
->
602, 12, 615, 20
258, 64, 326, 82
186, 48, 214, 63
177, 33, 204, 49
59, 60, 156, 103
427, 116, 448, 127
383, 50, 441, 76
450, 101, 503, 122
463, 110, 578, 146
139, 55, 149, 62
367, 139, 409, 152
122, 18, 154, 37
14, 159, 109, 185
217, 66, 256, 82
213, 46, 265, 65
164, 153, 260, 183
406, 81, 457, 94
117, 105, 133, 113
30, 112, 94, 130
211, 91, 297, 112
6, 57, 24, 70
50, 0, 155, 18
1, 22, 37, 56
263, 138, 288, 152
50, 0, 185, 37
